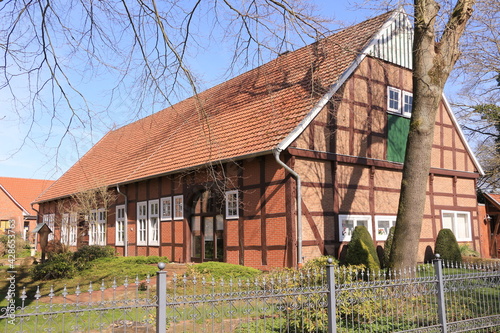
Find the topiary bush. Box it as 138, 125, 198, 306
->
435, 229, 462, 264
343, 226, 380, 272
383, 227, 396, 268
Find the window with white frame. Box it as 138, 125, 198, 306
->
173, 195, 184, 220
402, 91, 413, 117
339, 215, 372, 242
387, 86, 401, 113
160, 197, 172, 221
61, 213, 69, 244
375, 216, 397, 241
149, 199, 160, 246
225, 190, 239, 219
387, 86, 413, 118
43, 213, 55, 241
137, 201, 147, 245
116, 205, 126, 246
441, 210, 472, 241
88, 210, 97, 245
69, 213, 78, 246
97, 209, 106, 245
61, 213, 77, 246
89, 209, 106, 246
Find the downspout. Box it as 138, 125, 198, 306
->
273, 148, 302, 266
30, 203, 40, 255
116, 185, 129, 257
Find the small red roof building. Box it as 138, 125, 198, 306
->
0, 177, 54, 243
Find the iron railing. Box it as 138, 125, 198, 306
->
1, 258, 499, 332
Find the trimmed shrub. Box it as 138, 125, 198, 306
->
187, 262, 262, 280
72, 245, 115, 265
30, 252, 76, 280
383, 227, 396, 268
435, 229, 462, 263
343, 226, 380, 271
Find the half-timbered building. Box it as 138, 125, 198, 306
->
35, 9, 485, 269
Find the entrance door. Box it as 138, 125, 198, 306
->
191, 190, 224, 262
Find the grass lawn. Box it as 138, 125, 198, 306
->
0, 256, 169, 305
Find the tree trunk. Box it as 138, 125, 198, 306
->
389, 0, 475, 270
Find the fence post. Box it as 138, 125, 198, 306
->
156, 262, 167, 333
433, 255, 447, 333
326, 258, 337, 333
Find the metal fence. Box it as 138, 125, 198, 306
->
1, 258, 499, 332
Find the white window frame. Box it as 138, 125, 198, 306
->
225, 190, 239, 219
98, 208, 107, 246
61, 213, 78, 246
374, 216, 397, 241
88, 210, 97, 245
137, 201, 148, 246
402, 91, 413, 117
116, 205, 126, 246
148, 199, 160, 246
160, 197, 172, 221
69, 213, 78, 246
387, 86, 412, 118
43, 213, 55, 241
173, 195, 184, 220
441, 210, 472, 242
387, 86, 401, 114
339, 215, 372, 242
61, 213, 69, 245
90, 208, 107, 246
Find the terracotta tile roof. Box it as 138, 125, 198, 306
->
485, 194, 500, 209
36, 11, 393, 203
0, 177, 54, 215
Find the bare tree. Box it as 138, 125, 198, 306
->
452, 0, 500, 192
389, 0, 475, 270
57, 185, 117, 245
0, 0, 329, 171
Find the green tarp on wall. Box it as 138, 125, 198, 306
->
387, 114, 410, 163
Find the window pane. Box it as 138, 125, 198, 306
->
341, 219, 354, 239
455, 213, 469, 239
174, 196, 183, 219
403, 93, 413, 115
358, 219, 369, 230
377, 220, 391, 237
191, 216, 201, 258
442, 213, 453, 230
389, 89, 400, 111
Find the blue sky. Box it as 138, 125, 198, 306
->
0, 1, 390, 181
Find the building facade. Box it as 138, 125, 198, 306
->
35, 9, 484, 269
